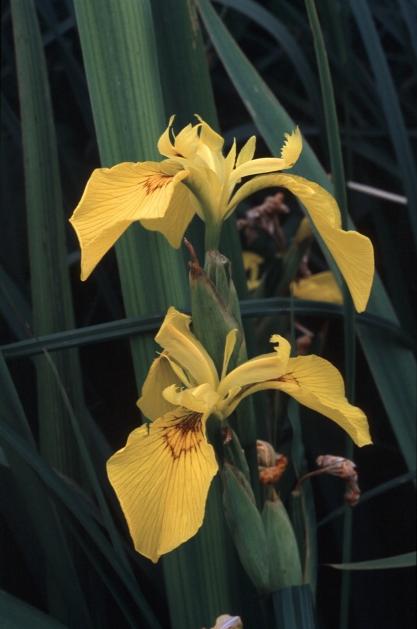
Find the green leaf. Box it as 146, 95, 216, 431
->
195, 0, 416, 471
10, 0, 87, 479
328, 552, 417, 571
215, 0, 321, 119
0, 354, 93, 628
0, 382, 162, 629
72, 0, 189, 385
350, 0, 417, 246
0, 590, 68, 629
1, 298, 412, 360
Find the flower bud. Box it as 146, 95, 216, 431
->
262, 493, 303, 590
221, 464, 269, 591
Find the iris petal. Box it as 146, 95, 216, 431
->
276, 355, 372, 447
137, 354, 182, 421
291, 271, 343, 304
155, 308, 219, 389
70, 161, 187, 280
228, 173, 374, 312
107, 408, 218, 562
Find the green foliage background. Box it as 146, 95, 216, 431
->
0, 1, 415, 628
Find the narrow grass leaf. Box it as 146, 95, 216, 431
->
0, 354, 93, 628
1, 299, 413, 359
350, 0, 417, 246
215, 0, 322, 119
328, 552, 417, 571
10, 0, 87, 480
318, 470, 416, 528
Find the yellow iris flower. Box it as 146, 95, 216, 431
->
107, 307, 371, 563
69, 116, 374, 312
242, 251, 264, 291
290, 270, 343, 304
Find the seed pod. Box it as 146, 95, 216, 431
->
221, 463, 269, 592
263, 493, 303, 590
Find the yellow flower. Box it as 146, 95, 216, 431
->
242, 251, 264, 290
290, 270, 343, 304
107, 307, 371, 563
70, 115, 374, 311
229, 174, 374, 312
69, 117, 300, 281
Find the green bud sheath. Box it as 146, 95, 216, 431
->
262, 492, 303, 590
222, 464, 269, 592
190, 253, 241, 374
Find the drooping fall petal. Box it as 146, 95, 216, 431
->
228, 173, 374, 312
290, 271, 343, 304
140, 181, 200, 248
276, 355, 372, 447
69, 161, 188, 280
107, 408, 218, 563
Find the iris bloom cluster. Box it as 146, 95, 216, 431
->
70, 117, 374, 563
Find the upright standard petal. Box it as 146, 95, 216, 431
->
290, 271, 343, 304
228, 173, 374, 312
70, 161, 188, 280
155, 308, 219, 389
158, 116, 200, 160
230, 127, 302, 184
137, 354, 183, 421
107, 408, 218, 562
276, 355, 372, 447
218, 335, 291, 397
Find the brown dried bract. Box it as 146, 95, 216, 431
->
237, 192, 289, 250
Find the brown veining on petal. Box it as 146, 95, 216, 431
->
162, 412, 204, 460
141, 172, 173, 195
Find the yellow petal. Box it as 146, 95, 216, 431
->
242, 251, 264, 291
155, 308, 219, 389
70, 161, 187, 280
221, 329, 239, 380
236, 136, 256, 168
228, 173, 374, 312
107, 408, 218, 562
230, 127, 301, 184
140, 180, 199, 248
218, 335, 290, 397
280, 127, 302, 168
174, 123, 200, 157
157, 115, 177, 157
182, 164, 223, 223
137, 354, 182, 421
290, 271, 343, 304
277, 355, 372, 447
293, 216, 313, 244
195, 116, 224, 153
163, 383, 220, 414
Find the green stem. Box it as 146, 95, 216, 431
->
204, 220, 222, 252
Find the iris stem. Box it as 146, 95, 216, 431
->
204, 220, 222, 252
